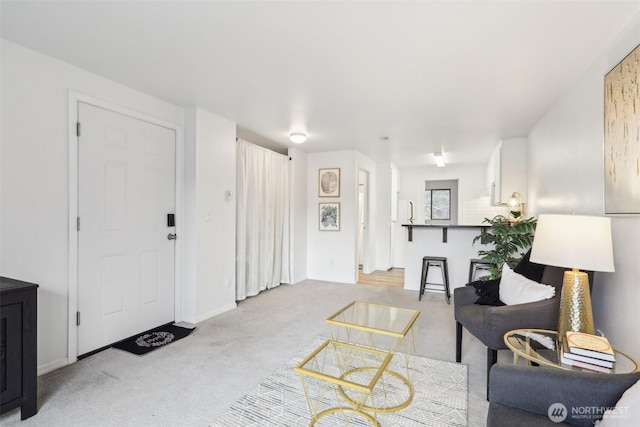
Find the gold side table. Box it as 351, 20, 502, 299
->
504, 329, 639, 373
294, 339, 393, 427
326, 301, 420, 412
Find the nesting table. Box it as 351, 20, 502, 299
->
295, 301, 420, 426
294, 339, 393, 426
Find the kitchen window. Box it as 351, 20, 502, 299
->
424, 179, 458, 224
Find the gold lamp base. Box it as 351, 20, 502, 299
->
557, 269, 595, 343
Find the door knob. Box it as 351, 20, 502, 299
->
167, 233, 177, 240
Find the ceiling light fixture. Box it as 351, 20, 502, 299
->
434, 152, 445, 167
289, 132, 307, 144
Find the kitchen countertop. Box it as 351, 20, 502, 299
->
401, 223, 488, 242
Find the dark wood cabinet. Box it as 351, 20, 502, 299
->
1, 276, 38, 420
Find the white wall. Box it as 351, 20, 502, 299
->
183, 110, 198, 323
0, 40, 185, 373
288, 147, 308, 284
307, 150, 377, 284
183, 107, 237, 324
388, 163, 399, 269
375, 161, 393, 271
527, 12, 640, 359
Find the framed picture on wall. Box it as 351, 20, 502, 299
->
604, 42, 640, 214
318, 168, 340, 197
319, 202, 340, 231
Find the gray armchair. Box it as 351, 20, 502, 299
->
488, 364, 640, 426
454, 252, 592, 397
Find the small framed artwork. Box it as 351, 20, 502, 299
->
319, 202, 340, 231
318, 168, 340, 197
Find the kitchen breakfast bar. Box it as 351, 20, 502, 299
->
401, 224, 489, 294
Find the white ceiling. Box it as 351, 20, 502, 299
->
2, 1, 639, 168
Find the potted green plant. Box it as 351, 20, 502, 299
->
472, 215, 537, 279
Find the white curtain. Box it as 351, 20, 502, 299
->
236, 139, 291, 301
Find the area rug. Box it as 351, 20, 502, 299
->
112, 323, 195, 355
211, 337, 467, 426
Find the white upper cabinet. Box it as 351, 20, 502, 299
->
488, 138, 527, 206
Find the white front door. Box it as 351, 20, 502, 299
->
77, 102, 176, 355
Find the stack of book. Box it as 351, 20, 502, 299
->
560, 331, 616, 373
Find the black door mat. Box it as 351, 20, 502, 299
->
112, 323, 195, 355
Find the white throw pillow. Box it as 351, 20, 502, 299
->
596, 379, 640, 426
498, 264, 555, 305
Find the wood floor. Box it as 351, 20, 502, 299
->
357, 268, 404, 288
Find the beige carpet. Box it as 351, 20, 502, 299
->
211, 336, 467, 427
0, 280, 490, 427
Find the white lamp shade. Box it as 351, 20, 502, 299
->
530, 214, 614, 272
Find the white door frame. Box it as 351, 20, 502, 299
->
67, 91, 184, 363
358, 169, 373, 275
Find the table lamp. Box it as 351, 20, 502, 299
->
508, 192, 522, 220
529, 214, 614, 342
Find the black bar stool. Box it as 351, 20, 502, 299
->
419, 256, 450, 304
468, 258, 496, 282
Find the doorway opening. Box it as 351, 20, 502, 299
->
357, 169, 370, 273
356, 168, 404, 288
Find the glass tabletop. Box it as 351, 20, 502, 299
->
326, 301, 420, 338
294, 339, 393, 393
504, 329, 639, 374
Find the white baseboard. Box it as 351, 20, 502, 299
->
196, 302, 237, 324
38, 358, 69, 376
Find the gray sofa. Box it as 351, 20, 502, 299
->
488, 364, 640, 426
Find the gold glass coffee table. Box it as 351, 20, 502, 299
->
325, 301, 420, 412
294, 339, 393, 427
504, 329, 639, 373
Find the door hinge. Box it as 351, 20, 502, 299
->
76, 122, 81, 137
76, 311, 81, 326
77, 216, 80, 231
